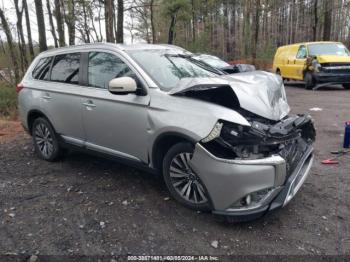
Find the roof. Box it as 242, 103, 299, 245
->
278, 41, 343, 49
40, 42, 183, 55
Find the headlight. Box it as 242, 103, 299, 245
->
201, 122, 223, 143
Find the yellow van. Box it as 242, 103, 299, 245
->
273, 41, 350, 89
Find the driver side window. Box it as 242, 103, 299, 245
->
296, 45, 307, 59
88, 52, 137, 89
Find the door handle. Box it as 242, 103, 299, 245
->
42, 93, 52, 100
83, 100, 96, 108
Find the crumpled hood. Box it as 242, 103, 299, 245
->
168, 71, 290, 121
316, 55, 350, 63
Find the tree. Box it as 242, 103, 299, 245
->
47, 0, 58, 47
14, 0, 28, 70
163, 0, 190, 44
323, 0, 332, 41
54, 0, 66, 46
0, 7, 20, 83
34, 0, 48, 51
23, 0, 35, 59
64, 0, 76, 45
116, 0, 124, 43
105, 0, 115, 42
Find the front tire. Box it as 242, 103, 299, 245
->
304, 72, 315, 90
162, 142, 211, 211
32, 117, 62, 161
343, 84, 350, 89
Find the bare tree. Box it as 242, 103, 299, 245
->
34, 0, 48, 51
105, 0, 115, 42
116, 0, 124, 43
0, 7, 20, 83
23, 0, 35, 59
64, 0, 76, 45
323, 0, 332, 41
14, 0, 28, 70
54, 0, 66, 46
47, 0, 58, 47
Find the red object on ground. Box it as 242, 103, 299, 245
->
321, 159, 339, 164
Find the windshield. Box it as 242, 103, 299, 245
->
308, 43, 350, 56
194, 55, 230, 68
127, 50, 219, 91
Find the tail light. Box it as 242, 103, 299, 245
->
16, 83, 24, 93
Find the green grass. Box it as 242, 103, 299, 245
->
0, 81, 17, 119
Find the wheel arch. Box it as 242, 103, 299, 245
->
27, 109, 52, 135
151, 132, 197, 172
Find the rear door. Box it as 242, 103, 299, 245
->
283, 45, 299, 79
39, 53, 85, 146
80, 50, 150, 163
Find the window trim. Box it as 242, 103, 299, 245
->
296, 45, 307, 59
49, 52, 83, 85
81, 49, 148, 95
32, 56, 54, 80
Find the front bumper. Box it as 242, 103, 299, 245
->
189, 143, 314, 221
313, 71, 350, 86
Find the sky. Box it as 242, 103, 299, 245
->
0, 0, 138, 47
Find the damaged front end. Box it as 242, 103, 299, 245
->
201, 114, 315, 175
189, 113, 316, 219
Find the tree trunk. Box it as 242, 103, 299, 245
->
54, 0, 65, 46
150, 0, 156, 43
34, 0, 48, 51
105, 0, 115, 42
23, 0, 35, 60
323, 0, 332, 41
14, 0, 28, 70
191, 0, 196, 42
116, 0, 124, 43
47, 0, 58, 47
168, 14, 177, 44
65, 0, 76, 45
0, 8, 20, 84
82, 2, 91, 43
313, 0, 318, 41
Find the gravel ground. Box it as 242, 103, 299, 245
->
0, 83, 349, 256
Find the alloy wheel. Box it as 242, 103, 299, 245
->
34, 123, 54, 158
169, 152, 208, 204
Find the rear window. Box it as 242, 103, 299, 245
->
32, 57, 52, 80
50, 53, 80, 84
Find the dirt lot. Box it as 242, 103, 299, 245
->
0, 83, 350, 257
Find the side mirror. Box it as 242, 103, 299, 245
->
108, 77, 137, 94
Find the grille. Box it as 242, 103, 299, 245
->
321, 63, 350, 74
279, 138, 308, 176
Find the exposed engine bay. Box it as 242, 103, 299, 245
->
201, 114, 316, 175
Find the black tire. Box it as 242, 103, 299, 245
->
304, 72, 315, 90
343, 84, 350, 89
162, 142, 211, 211
31, 117, 62, 161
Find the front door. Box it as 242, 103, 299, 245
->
291, 45, 308, 80
81, 51, 150, 163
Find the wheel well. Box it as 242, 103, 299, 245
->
152, 133, 195, 172
27, 110, 47, 135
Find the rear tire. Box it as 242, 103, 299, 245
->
32, 117, 62, 161
162, 142, 211, 211
304, 72, 315, 90
343, 84, 350, 89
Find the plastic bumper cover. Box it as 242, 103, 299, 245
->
189, 143, 314, 221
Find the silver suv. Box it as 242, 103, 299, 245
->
18, 43, 315, 221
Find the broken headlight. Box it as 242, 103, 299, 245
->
201, 122, 223, 143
